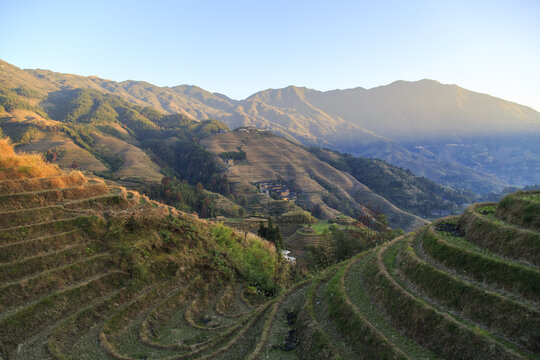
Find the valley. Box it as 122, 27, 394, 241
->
3, 59, 540, 193
0, 139, 538, 359
0, 57, 539, 359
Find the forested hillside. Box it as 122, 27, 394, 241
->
4, 58, 539, 193
0, 75, 428, 228
310, 148, 475, 218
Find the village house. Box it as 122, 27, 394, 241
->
255, 181, 297, 201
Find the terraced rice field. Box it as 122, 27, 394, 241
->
0, 146, 313, 359
1, 137, 538, 359
292, 194, 539, 359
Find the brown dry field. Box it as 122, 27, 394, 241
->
201, 131, 426, 231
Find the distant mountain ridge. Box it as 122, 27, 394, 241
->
2, 59, 539, 193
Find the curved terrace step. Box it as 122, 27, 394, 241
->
0, 270, 128, 359
458, 206, 540, 266
0, 171, 87, 194
401, 233, 540, 353
344, 251, 439, 359
362, 236, 525, 360
421, 227, 540, 303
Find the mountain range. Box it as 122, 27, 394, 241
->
2, 59, 540, 194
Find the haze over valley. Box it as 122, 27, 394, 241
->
1, 1, 539, 359
3, 59, 540, 194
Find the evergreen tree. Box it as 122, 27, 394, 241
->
257, 221, 267, 238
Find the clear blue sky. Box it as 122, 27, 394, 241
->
1, 0, 539, 110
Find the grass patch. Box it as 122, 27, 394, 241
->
363, 237, 523, 360
401, 235, 540, 352
325, 255, 408, 360
458, 205, 540, 266
422, 228, 540, 303
345, 252, 439, 359
301, 221, 331, 235
0, 271, 128, 358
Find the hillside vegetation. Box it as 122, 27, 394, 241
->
1, 139, 539, 359
4, 59, 539, 192
200, 130, 427, 231
310, 147, 475, 218
293, 192, 540, 359
0, 81, 241, 217
0, 74, 433, 230
0, 139, 295, 360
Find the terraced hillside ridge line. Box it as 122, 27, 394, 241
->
363, 236, 525, 360
184, 286, 239, 331
247, 280, 310, 360
458, 204, 540, 266
421, 227, 540, 303
0, 229, 86, 263
326, 254, 409, 360
46, 285, 147, 359
496, 191, 540, 232
99, 280, 187, 359
344, 250, 440, 359
194, 301, 274, 360
215, 284, 234, 316
102, 289, 272, 360
138, 279, 203, 350
296, 266, 342, 360
0, 182, 109, 211
284, 231, 322, 260
213, 283, 255, 320
139, 285, 252, 353
0, 171, 86, 194
0, 204, 77, 228
137, 276, 250, 353
256, 282, 310, 359
0, 242, 90, 284
0, 164, 62, 180
0, 190, 129, 229
0, 270, 128, 358
0, 216, 81, 244
0, 253, 113, 313
400, 234, 540, 352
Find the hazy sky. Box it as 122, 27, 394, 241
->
1, 0, 539, 110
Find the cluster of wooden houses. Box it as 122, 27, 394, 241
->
256, 181, 298, 201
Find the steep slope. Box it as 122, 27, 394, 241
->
1, 137, 538, 359
0, 139, 291, 360
4, 59, 540, 191
302, 80, 540, 141
295, 194, 540, 360
200, 130, 427, 232
248, 84, 540, 191
310, 147, 475, 218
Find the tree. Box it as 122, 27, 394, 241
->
161, 176, 171, 187
257, 218, 284, 252
195, 182, 204, 194
257, 221, 267, 238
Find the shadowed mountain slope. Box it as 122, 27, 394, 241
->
0, 139, 294, 359
201, 130, 427, 232
4, 59, 539, 192
1, 138, 538, 359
